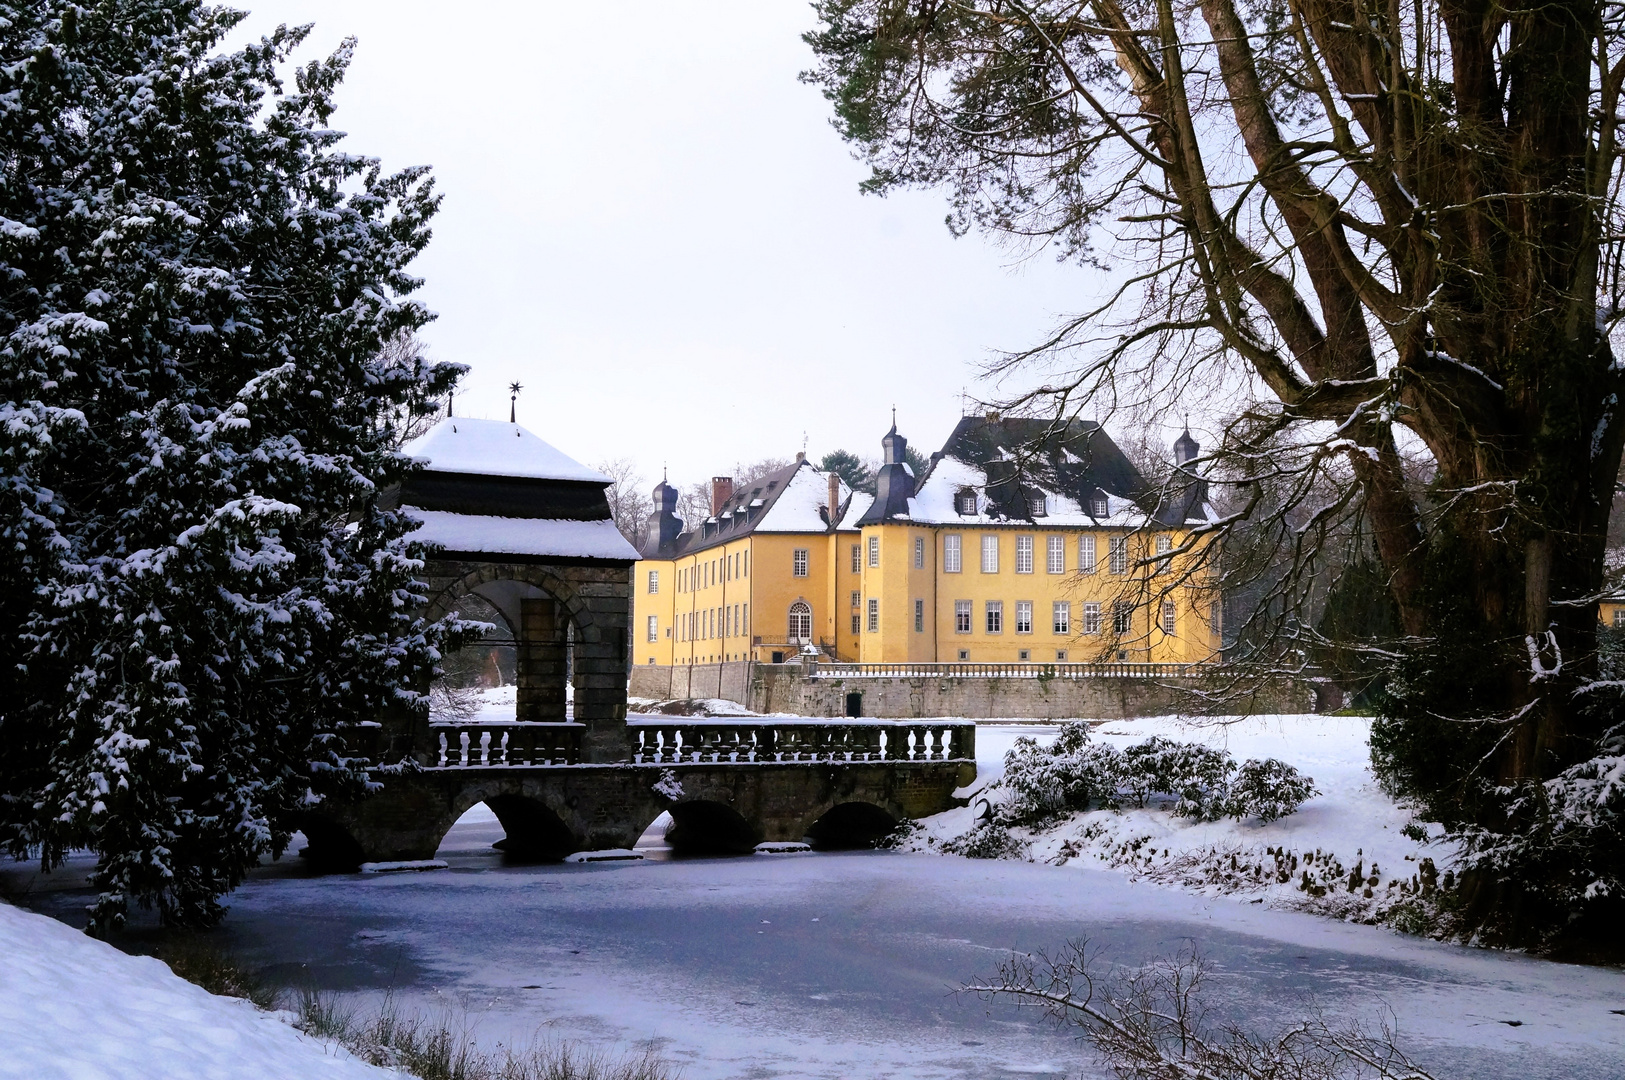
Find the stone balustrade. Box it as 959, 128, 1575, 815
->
626, 718, 975, 765
429, 721, 584, 768
812, 661, 1199, 679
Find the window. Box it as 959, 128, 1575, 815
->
1091, 494, 1109, 517
1029, 495, 1047, 517
956, 490, 978, 515
1211, 600, 1223, 636
1162, 601, 1176, 635
1019, 649, 1031, 661
1015, 535, 1034, 574
851, 590, 861, 608
1056, 650, 1068, 661
958, 649, 970, 660
980, 534, 999, 574
868, 536, 880, 567
852, 614, 861, 634
944, 534, 963, 573
742, 602, 748, 630
915, 598, 925, 632
867, 598, 879, 632
744, 551, 749, 576
1015, 600, 1033, 634
793, 548, 809, 577
1053, 601, 1071, 634
1156, 534, 1172, 556
914, 535, 925, 569
1080, 535, 1097, 574
1083, 602, 1102, 634
789, 601, 812, 642
647, 616, 658, 642
851, 544, 861, 572
647, 570, 659, 594
985, 600, 1004, 634
955, 600, 972, 633
1614, 608, 1624, 629
1047, 536, 1065, 574
1113, 602, 1133, 635
1109, 536, 1128, 574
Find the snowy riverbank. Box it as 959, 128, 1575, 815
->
0, 900, 395, 1080
909, 713, 1447, 926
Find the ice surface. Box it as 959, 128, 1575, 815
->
0, 900, 395, 1080
402, 417, 611, 483
404, 506, 640, 561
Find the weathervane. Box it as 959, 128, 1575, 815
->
509, 381, 523, 423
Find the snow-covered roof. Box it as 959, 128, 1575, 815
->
405, 507, 639, 561
403, 417, 610, 484
754, 462, 857, 533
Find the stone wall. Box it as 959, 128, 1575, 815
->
634, 661, 1319, 718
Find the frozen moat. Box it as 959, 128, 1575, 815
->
12, 801, 1625, 1080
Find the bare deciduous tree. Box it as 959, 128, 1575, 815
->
966, 941, 1440, 1079
596, 457, 654, 551
805, 0, 1625, 944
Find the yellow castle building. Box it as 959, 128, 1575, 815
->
633, 415, 1222, 668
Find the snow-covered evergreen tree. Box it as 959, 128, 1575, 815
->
0, 1, 468, 929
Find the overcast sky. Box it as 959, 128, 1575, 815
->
232, 2, 1107, 488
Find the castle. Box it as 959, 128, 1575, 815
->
632, 415, 1220, 667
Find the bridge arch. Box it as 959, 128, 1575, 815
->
664, 800, 761, 855
425, 563, 607, 646
804, 801, 900, 849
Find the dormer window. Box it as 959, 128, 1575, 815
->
1090, 494, 1109, 517
1029, 495, 1048, 517
955, 490, 978, 515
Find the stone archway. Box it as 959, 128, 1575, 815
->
416, 558, 631, 763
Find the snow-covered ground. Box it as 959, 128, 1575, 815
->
0, 900, 395, 1080
8, 712, 1625, 1080
916, 714, 1436, 923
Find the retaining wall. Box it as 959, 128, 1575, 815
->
631, 662, 1322, 718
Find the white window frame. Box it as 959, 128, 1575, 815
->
1015, 600, 1033, 634
1113, 602, 1133, 635
944, 534, 963, 573
1109, 536, 1128, 575
1083, 602, 1102, 634
1029, 495, 1047, 517
1156, 533, 1173, 556
1015, 535, 1034, 574
1161, 601, 1176, 634
954, 600, 972, 634
980, 534, 999, 574
867, 598, 879, 632
852, 613, 861, 634
1079, 535, 1097, 574
956, 490, 978, 515
647, 615, 658, 642
914, 598, 925, 632
914, 535, 925, 569
788, 601, 812, 643
851, 544, 861, 573
868, 535, 880, 567
1046, 535, 1065, 574
985, 600, 1004, 634
647, 570, 659, 594
1091, 495, 1109, 517
1053, 601, 1070, 635
793, 548, 810, 577
851, 589, 861, 608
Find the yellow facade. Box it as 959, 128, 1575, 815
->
1601, 598, 1625, 630
858, 524, 1219, 665
634, 518, 1220, 668
632, 525, 868, 668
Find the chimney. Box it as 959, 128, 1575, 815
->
828, 471, 841, 526
710, 476, 734, 517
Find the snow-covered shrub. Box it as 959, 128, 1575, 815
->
1226, 758, 1317, 823
996, 723, 1125, 825
940, 821, 1029, 860
1123, 737, 1236, 820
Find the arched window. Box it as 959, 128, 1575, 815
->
788, 601, 812, 643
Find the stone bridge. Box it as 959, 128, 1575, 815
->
304, 718, 975, 866
301, 416, 974, 868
